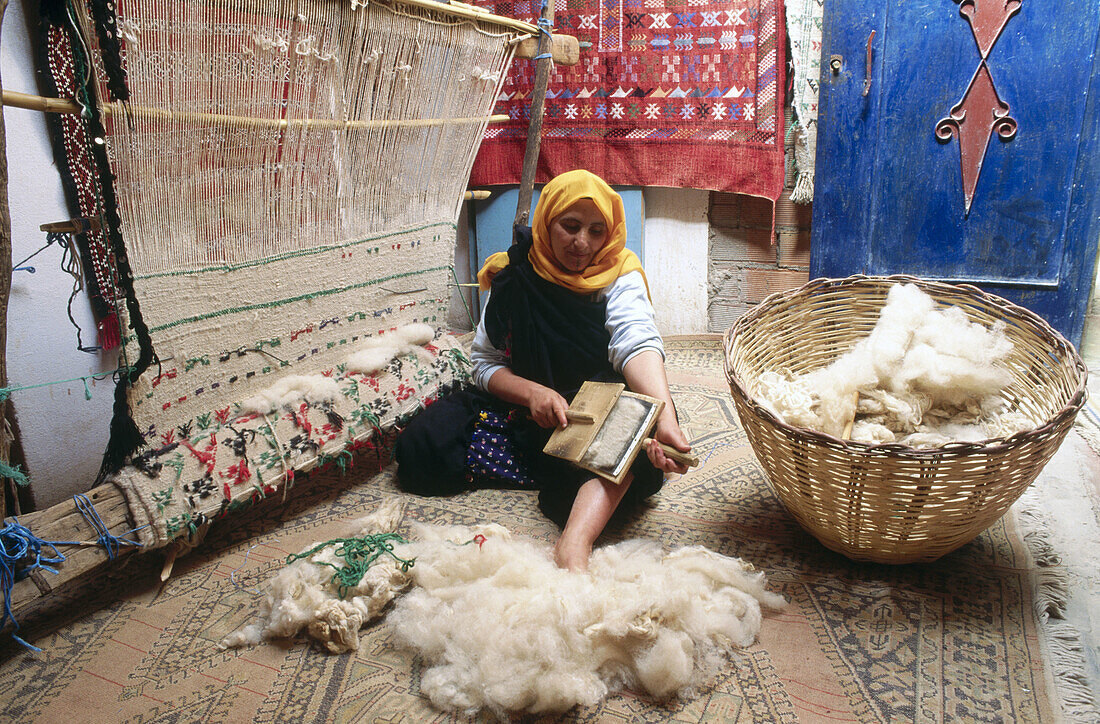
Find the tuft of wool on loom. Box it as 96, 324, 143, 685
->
757, 283, 1037, 447
225, 505, 786, 717
62, 0, 526, 545
117, 323, 470, 547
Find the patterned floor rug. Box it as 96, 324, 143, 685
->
1, 337, 1072, 722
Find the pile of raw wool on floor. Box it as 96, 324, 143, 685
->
223, 502, 786, 716
758, 283, 1037, 447
220, 498, 413, 654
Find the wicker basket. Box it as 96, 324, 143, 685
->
724, 275, 1087, 563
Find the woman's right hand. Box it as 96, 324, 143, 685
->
527, 385, 570, 428
486, 368, 569, 428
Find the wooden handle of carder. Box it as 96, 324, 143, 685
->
643, 438, 699, 467
565, 410, 596, 424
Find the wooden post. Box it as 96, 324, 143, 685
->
0, 0, 12, 520
513, 0, 554, 228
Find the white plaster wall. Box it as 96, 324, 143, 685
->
3, 0, 116, 509
642, 187, 709, 336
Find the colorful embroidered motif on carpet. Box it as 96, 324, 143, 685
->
51, 0, 525, 546
468, 0, 786, 198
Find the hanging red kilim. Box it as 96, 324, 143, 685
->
469, 0, 785, 198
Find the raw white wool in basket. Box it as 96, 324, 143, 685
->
757, 283, 1037, 447
388, 522, 786, 717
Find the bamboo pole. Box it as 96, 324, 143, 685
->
0, 90, 509, 130
388, 0, 537, 35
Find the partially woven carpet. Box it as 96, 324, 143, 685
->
1, 337, 1078, 721
468, 0, 786, 197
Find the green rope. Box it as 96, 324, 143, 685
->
451, 265, 477, 331
0, 370, 121, 402
0, 462, 30, 487
285, 533, 414, 599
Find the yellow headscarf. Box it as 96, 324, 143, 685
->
477, 170, 648, 296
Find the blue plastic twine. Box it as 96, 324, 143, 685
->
73, 493, 143, 561
0, 519, 74, 651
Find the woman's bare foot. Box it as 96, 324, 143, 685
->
553, 533, 592, 572
552, 474, 633, 572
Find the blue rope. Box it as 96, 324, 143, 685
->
73, 493, 143, 561
534, 0, 554, 61
1, 496, 145, 651
0, 519, 75, 651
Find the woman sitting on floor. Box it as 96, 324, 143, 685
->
395, 169, 691, 570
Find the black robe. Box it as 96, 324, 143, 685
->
394, 227, 663, 527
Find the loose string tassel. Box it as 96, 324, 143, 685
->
0, 520, 70, 651
97, 312, 120, 351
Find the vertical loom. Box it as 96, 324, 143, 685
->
2, 0, 578, 629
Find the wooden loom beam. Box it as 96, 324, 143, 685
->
6, 485, 134, 611
0, 90, 511, 130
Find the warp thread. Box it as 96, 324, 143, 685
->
285, 533, 414, 599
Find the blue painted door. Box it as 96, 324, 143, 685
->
811, 1, 1100, 346
469, 186, 645, 309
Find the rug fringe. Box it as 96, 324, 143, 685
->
1015, 487, 1100, 722
1073, 402, 1100, 458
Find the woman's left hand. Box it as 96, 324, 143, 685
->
646, 412, 691, 474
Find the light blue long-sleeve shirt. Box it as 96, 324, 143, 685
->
470, 270, 664, 392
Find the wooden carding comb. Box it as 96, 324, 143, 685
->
544, 381, 699, 485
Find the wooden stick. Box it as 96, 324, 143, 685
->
565, 410, 596, 424
464, 190, 492, 200
392, 0, 537, 34
513, 34, 581, 66
1, 90, 508, 131
842, 390, 860, 440
514, 1, 554, 227
0, 0, 9, 521
39, 217, 101, 234
643, 438, 700, 468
